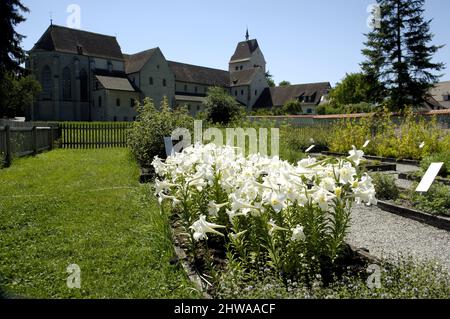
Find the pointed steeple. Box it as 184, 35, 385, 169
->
245, 28, 249, 41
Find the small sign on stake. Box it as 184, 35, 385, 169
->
164, 136, 175, 157
305, 145, 315, 153
415, 162, 444, 193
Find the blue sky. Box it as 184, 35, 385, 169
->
17, 0, 449, 86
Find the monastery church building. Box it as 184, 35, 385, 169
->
27, 25, 331, 121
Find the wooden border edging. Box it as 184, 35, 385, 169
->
172, 244, 212, 299
322, 151, 420, 165
377, 200, 450, 231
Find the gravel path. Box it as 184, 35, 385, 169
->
348, 204, 450, 272
396, 163, 420, 174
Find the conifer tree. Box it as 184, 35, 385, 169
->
361, 0, 444, 110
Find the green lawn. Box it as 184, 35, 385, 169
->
0, 149, 200, 299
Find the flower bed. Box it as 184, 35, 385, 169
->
153, 143, 377, 293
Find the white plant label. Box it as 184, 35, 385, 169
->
305, 145, 315, 153
363, 140, 371, 148
415, 162, 444, 193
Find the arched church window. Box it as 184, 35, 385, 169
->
62, 67, 71, 100
80, 69, 88, 101
41, 66, 52, 100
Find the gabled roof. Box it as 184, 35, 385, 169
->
123, 48, 159, 74
230, 68, 260, 87
32, 25, 123, 60
95, 75, 137, 92
429, 81, 450, 109
230, 39, 259, 63
254, 82, 331, 108
168, 61, 230, 87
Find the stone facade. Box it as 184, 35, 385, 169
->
27, 25, 329, 120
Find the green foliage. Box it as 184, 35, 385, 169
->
0, 149, 199, 298
282, 99, 303, 115
281, 125, 331, 153
0, 152, 6, 169
328, 73, 373, 107
409, 182, 450, 216
265, 71, 275, 88
0, 0, 29, 73
361, 0, 444, 110
371, 173, 399, 200
203, 87, 243, 124
217, 256, 450, 299
128, 97, 193, 168
421, 152, 450, 178
0, 0, 30, 117
329, 107, 448, 160
279, 80, 291, 86
317, 102, 375, 115
0, 72, 41, 117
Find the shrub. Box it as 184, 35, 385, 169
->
281, 125, 332, 153
317, 102, 375, 115
409, 182, 450, 216
0, 152, 6, 168
421, 152, 450, 178
204, 87, 243, 124
127, 97, 193, 168
371, 173, 399, 200
282, 99, 303, 115
328, 107, 448, 160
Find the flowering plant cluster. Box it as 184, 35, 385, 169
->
153, 143, 376, 280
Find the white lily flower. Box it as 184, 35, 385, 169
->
269, 192, 287, 213
291, 225, 306, 241
190, 215, 226, 241
312, 187, 336, 211
207, 201, 228, 216
347, 145, 365, 166
268, 219, 289, 236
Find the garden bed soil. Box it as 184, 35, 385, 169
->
398, 172, 450, 186
169, 216, 382, 298
322, 151, 420, 166
377, 200, 450, 231
139, 167, 155, 183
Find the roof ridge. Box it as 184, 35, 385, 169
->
50, 24, 118, 39
168, 60, 228, 73
125, 47, 159, 57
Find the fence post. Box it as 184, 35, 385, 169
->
32, 126, 38, 155
5, 125, 12, 167
49, 126, 54, 151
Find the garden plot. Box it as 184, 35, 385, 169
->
154, 143, 450, 299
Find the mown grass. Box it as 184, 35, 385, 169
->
0, 149, 200, 299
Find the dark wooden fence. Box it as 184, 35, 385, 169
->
0, 124, 57, 167
59, 122, 132, 149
